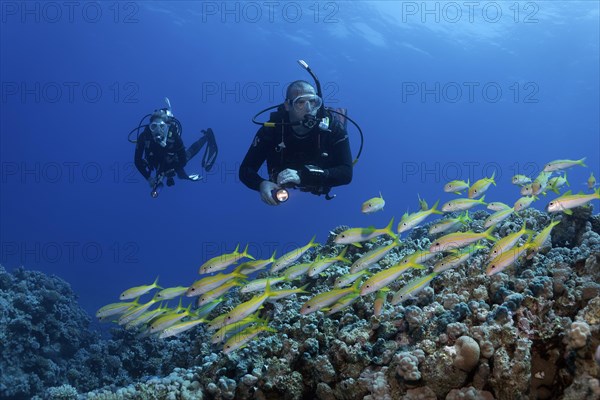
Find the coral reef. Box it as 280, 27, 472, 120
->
2, 208, 600, 399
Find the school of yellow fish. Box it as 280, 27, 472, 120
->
98, 157, 599, 354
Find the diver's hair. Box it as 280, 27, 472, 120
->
286, 80, 315, 100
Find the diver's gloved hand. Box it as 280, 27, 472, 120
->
260, 180, 280, 206
147, 177, 157, 188
277, 169, 301, 186
188, 174, 202, 181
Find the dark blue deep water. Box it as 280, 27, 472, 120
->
1, 1, 598, 322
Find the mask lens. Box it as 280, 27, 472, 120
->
149, 121, 167, 133
292, 94, 322, 112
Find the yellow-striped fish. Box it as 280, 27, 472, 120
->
300, 281, 361, 315
326, 292, 360, 315
588, 172, 597, 190
428, 212, 471, 235
271, 236, 318, 273
361, 192, 385, 214
149, 305, 194, 334
197, 279, 244, 306
334, 217, 397, 246
483, 207, 514, 229
487, 202, 511, 212
187, 270, 247, 297
547, 189, 600, 215
360, 262, 425, 296
158, 317, 206, 339
512, 175, 532, 185
349, 239, 400, 273
209, 282, 275, 329
308, 247, 350, 277
240, 276, 286, 294
444, 179, 470, 195
199, 244, 255, 274
488, 222, 533, 260
526, 220, 561, 260
429, 225, 496, 253
486, 243, 533, 276
398, 200, 443, 234
514, 196, 537, 212
441, 196, 486, 213
237, 251, 277, 275
468, 172, 496, 199
373, 289, 389, 316
548, 173, 569, 194
531, 171, 552, 196
543, 157, 586, 172
333, 270, 369, 289
391, 272, 438, 305
433, 244, 486, 273
119, 277, 161, 300
156, 286, 189, 301
222, 325, 277, 354
96, 299, 139, 319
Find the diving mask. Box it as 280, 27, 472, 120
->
149, 120, 169, 147
290, 94, 322, 113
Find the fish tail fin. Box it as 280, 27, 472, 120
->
579, 157, 587, 167
490, 170, 496, 185
385, 217, 398, 240
242, 243, 255, 260
430, 200, 444, 215
484, 224, 497, 242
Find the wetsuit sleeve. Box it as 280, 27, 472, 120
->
239, 128, 273, 191
301, 125, 353, 188
134, 131, 151, 180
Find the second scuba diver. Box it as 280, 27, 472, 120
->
130, 98, 219, 198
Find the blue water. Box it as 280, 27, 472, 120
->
1, 1, 598, 322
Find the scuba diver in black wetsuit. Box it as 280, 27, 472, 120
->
240, 60, 364, 205
129, 98, 218, 198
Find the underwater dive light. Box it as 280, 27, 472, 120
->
272, 188, 290, 204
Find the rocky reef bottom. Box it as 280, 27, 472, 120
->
1, 208, 599, 400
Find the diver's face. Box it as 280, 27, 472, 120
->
285, 87, 320, 123
149, 118, 169, 147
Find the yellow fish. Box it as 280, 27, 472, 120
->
349, 238, 400, 273
361, 192, 385, 214
468, 171, 496, 199
512, 175, 532, 185
483, 207, 514, 229
543, 157, 586, 172
429, 225, 496, 253
397, 200, 443, 234
308, 247, 351, 277
199, 244, 255, 274
588, 172, 596, 190
271, 236, 318, 273
547, 189, 600, 215
526, 220, 560, 260
391, 272, 438, 305
486, 243, 532, 276
514, 195, 537, 212
222, 325, 277, 354
444, 179, 469, 195
334, 217, 397, 246
119, 277, 161, 300
360, 262, 425, 296
441, 196, 486, 213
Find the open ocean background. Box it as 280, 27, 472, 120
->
1, 1, 598, 331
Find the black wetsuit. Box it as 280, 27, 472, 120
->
134, 126, 207, 181
239, 111, 353, 194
